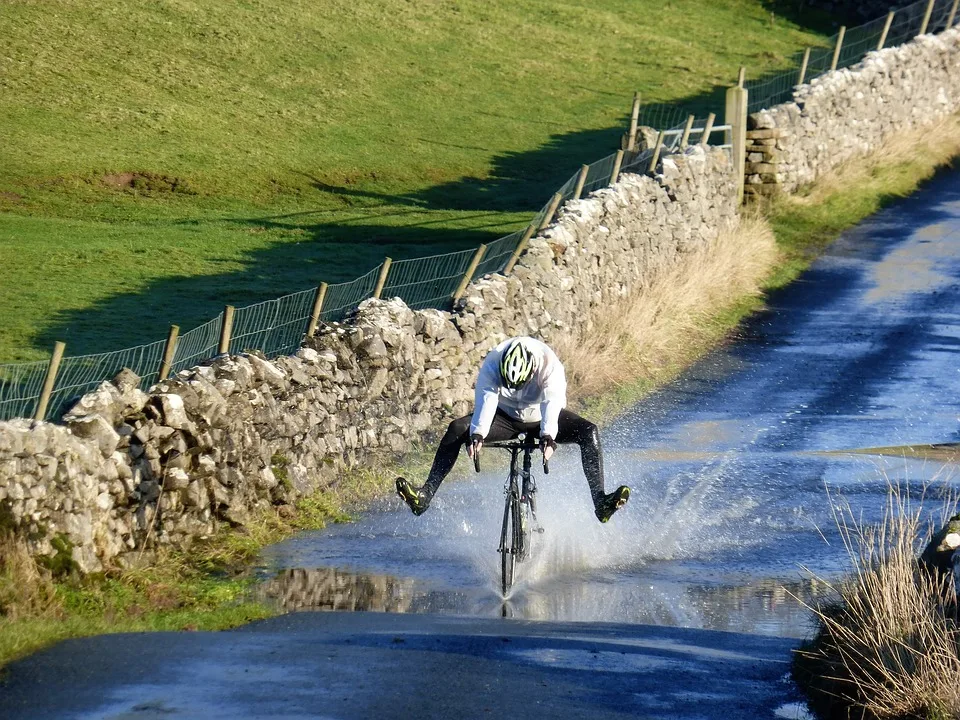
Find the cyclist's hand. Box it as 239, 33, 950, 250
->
466, 433, 483, 459
540, 435, 557, 462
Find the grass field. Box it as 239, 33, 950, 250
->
0, 0, 832, 361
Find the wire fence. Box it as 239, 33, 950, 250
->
744, 0, 958, 114
2, 0, 956, 423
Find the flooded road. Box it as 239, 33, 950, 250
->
258, 167, 960, 639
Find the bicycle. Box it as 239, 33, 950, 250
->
473, 433, 548, 595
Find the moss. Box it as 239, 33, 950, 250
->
270, 452, 291, 490
0, 501, 15, 533
36, 534, 76, 578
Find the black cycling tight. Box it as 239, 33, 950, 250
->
421, 408, 607, 506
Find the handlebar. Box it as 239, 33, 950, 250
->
471, 435, 549, 475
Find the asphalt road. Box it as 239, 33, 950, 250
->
1, 612, 801, 720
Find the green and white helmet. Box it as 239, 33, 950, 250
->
499, 338, 536, 389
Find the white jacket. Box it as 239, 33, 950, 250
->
469, 337, 567, 439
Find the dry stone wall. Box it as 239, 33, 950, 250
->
745, 27, 960, 197
0, 148, 739, 573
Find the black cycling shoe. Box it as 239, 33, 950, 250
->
396, 477, 430, 516
595, 486, 630, 523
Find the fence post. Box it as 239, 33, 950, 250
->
158, 325, 180, 381
725, 85, 748, 204
699, 112, 716, 148
627, 92, 641, 150
647, 132, 665, 173
306, 282, 328, 338
920, 0, 936, 34
830, 26, 846, 71
218, 305, 235, 355
373, 258, 393, 300
572, 164, 590, 200
737, 66, 746, 89
34, 341, 65, 422
797, 48, 811, 85
948, 0, 959, 28
539, 192, 564, 230
878, 11, 895, 49
679, 115, 695, 149
504, 225, 536, 275
609, 150, 625, 186
452, 244, 488, 303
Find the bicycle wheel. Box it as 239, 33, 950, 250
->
499, 490, 520, 595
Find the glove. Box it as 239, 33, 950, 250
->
467, 433, 483, 458
540, 435, 557, 461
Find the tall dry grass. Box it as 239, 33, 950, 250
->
556, 213, 778, 403
796, 486, 960, 720
0, 532, 60, 621
787, 115, 960, 207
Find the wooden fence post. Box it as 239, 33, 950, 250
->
572, 164, 590, 200
504, 225, 536, 275
737, 66, 746, 89
158, 325, 180, 381
948, 0, 959, 29
920, 0, 936, 34
725, 85, 748, 204
627, 92, 641, 151
373, 258, 393, 300
218, 305, 235, 355
539, 192, 564, 230
699, 113, 716, 147
647, 132, 665, 173
797, 48, 811, 85
452, 244, 488, 303
830, 26, 846, 71
34, 341, 65, 421
306, 282, 328, 338
878, 11, 895, 49
609, 150, 625, 185
679, 115, 695, 149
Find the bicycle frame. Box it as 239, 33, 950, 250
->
478, 434, 546, 595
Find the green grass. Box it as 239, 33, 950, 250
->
0, 0, 830, 361
0, 448, 436, 671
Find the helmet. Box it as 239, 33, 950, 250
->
499, 338, 536, 389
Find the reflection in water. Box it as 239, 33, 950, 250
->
256, 568, 417, 613
255, 564, 834, 638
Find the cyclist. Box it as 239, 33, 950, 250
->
396, 336, 630, 523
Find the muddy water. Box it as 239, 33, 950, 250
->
258, 169, 960, 640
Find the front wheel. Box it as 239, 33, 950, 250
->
499, 490, 522, 595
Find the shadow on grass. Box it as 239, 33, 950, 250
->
32, 23, 929, 361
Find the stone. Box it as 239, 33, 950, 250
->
154, 394, 190, 430
67, 415, 121, 458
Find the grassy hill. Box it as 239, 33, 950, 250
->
0, 0, 828, 361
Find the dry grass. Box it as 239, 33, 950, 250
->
556, 213, 779, 404
0, 532, 61, 621
787, 115, 960, 207
796, 486, 960, 720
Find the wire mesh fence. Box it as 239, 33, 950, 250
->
170, 315, 222, 378
0, 361, 49, 421
230, 287, 317, 357
319, 266, 382, 323
2, 0, 955, 423
383, 248, 478, 310
744, 0, 959, 114
47, 340, 167, 420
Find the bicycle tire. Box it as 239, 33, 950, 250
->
500, 490, 520, 595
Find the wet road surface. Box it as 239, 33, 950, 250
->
4, 167, 960, 718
